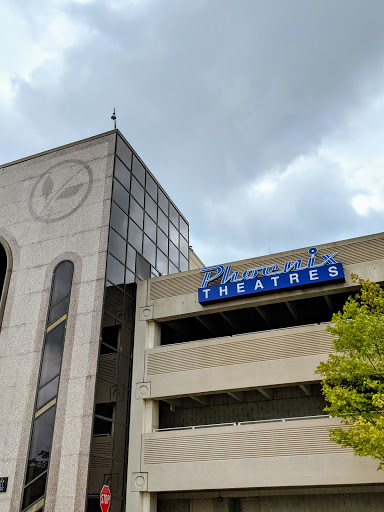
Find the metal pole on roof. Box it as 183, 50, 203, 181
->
111, 108, 117, 129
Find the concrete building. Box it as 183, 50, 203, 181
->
0, 131, 383, 512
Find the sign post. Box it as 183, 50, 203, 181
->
100, 485, 111, 512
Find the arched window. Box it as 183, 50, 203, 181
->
0, 238, 12, 328
21, 261, 74, 512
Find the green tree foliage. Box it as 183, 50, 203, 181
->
316, 275, 384, 469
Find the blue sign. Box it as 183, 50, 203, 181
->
198, 248, 344, 304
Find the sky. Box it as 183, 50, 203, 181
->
1, 0, 384, 266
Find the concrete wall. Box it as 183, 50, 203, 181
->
0, 132, 116, 511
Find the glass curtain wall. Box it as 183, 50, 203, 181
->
86, 135, 189, 511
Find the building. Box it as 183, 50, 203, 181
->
0, 131, 383, 512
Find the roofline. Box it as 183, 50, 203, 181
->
0, 130, 118, 169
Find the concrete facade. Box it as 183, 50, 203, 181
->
127, 232, 384, 512
0, 132, 116, 511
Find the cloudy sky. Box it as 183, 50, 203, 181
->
1, 0, 384, 266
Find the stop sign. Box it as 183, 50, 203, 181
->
100, 485, 111, 512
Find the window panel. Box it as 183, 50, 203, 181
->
113, 386, 129, 425
107, 255, 125, 288
144, 214, 156, 242
146, 173, 157, 201
93, 417, 113, 436
169, 203, 179, 228
22, 473, 47, 510
125, 268, 135, 286
112, 180, 129, 212
126, 244, 136, 273
132, 155, 145, 186
123, 294, 135, 327
143, 235, 156, 266
158, 189, 168, 214
136, 254, 151, 282
47, 295, 69, 326
104, 283, 124, 320
110, 203, 128, 239
157, 228, 168, 256
119, 325, 133, 358
39, 322, 66, 388
158, 209, 168, 235
169, 261, 178, 274
50, 261, 73, 306
156, 249, 168, 275
101, 325, 120, 351
180, 217, 188, 240
114, 158, 130, 191
169, 241, 179, 267
129, 198, 144, 229
169, 223, 179, 247
131, 177, 144, 207
109, 229, 126, 264
180, 234, 189, 258
180, 254, 189, 272
145, 193, 157, 221
26, 406, 56, 483
116, 136, 132, 170
128, 220, 143, 252
36, 376, 59, 410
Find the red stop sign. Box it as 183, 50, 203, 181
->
100, 485, 111, 512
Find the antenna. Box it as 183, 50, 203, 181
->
111, 108, 117, 129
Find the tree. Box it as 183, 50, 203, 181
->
316, 274, 384, 469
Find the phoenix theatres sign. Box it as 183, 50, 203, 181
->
198, 247, 345, 304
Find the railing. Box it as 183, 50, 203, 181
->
153, 414, 330, 432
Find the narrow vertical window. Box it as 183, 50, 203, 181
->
0, 239, 12, 328
21, 261, 74, 512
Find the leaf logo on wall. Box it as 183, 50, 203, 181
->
29, 160, 93, 223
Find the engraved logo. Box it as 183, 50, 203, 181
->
29, 160, 93, 223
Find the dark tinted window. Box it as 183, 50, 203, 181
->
0, 244, 7, 294
110, 203, 128, 239
180, 235, 189, 258
180, 254, 189, 272
109, 229, 126, 264
22, 473, 47, 510
143, 235, 156, 266
48, 295, 69, 326
158, 209, 168, 235
146, 173, 157, 201
50, 261, 73, 305
126, 244, 136, 272
156, 249, 168, 275
116, 136, 132, 170
26, 406, 56, 483
129, 198, 144, 229
128, 220, 143, 252
145, 193, 157, 221
39, 322, 66, 388
113, 180, 129, 212
104, 284, 124, 319
114, 158, 131, 191
106, 254, 125, 287
169, 204, 179, 228
132, 155, 145, 186
131, 177, 144, 207
36, 376, 59, 410
136, 253, 151, 281
158, 189, 168, 214
169, 242, 179, 267
180, 217, 188, 240
157, 228, 168, 255
169, 223, 179, 247
144, 214, 156, 242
